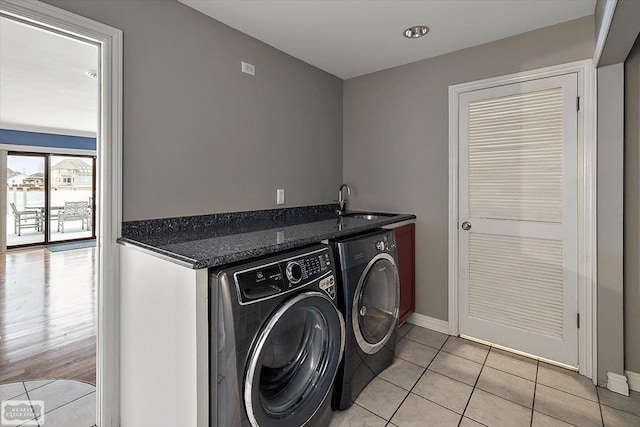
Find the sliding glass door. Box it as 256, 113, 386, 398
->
6, 153, 46, 246
6, 152, 96, 248
49, 156, 95, 242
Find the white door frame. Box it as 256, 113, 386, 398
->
448, 59, 597, 383
0, 0, 123, 424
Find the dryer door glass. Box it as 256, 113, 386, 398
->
245, 292, 344, 427
354, 256, 399, 354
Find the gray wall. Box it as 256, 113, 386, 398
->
343, 16, 594, 320
43, 0, 343, 221
625, 36, 640, 374
597, 63, 625, 385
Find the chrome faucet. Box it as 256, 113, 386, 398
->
337, 184, 351, 216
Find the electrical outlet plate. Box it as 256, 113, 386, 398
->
277, 189, 285, 205
241, 61, 255, 76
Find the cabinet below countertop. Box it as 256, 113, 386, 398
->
394, 223, 415, 324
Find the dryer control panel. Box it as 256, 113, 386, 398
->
233, 247, 335, 304
374, 232, 397, 253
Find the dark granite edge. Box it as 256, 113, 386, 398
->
118, 237, 200, 267
118, 214, 415, 269
122, 203, 339, 237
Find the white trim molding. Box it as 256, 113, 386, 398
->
0, 143, 96, 156
0, 151, 7, 253
593, 0, 618, 67
0, 122, 97, 138
406, 313, 450, 335
0, 1, 123, 426
626, 371, 640, 393
448, 59, 598, 383
607, 372, 630, 396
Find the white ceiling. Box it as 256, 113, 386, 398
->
0, 2, 596, 136
179, 0, 596, 79
0, 17, 98, 136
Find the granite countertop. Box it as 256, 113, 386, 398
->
117, 205, 415, 269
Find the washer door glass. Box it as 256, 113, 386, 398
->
354, 256, 399, 354
245, 292, 344, 427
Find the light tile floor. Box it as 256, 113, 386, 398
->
330, 324, 640, 427
0, 379, 95, 427
2, 326, 638, 427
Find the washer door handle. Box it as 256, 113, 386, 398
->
359, 306, 367, 316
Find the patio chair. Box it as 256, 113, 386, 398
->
57, 201, 90, 233
10, 202, 42, 236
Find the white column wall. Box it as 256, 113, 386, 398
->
1, 150, 7, 253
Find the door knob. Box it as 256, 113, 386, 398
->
461, 221, 472, 231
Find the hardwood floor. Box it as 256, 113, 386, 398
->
0, 247, 96, 385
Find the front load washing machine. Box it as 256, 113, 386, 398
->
210, 244, 345, 426
330, 229, 400, 410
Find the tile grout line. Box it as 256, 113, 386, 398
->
400, 327, 628, 426
350, 401, 390, 424
41, 389, 96, 416
461, 379, 538, 412
378, 369, 473, 417
466, 352, 589, 420
533, 369, 602, 426
530, 359, 539, 427
23, 380, 56, 394
0, 382, 27, 402
597, 385, 605, 427
535, 381, 601, 403
599, 400, 640, 418
404, 333, 493, 366
401, 333, 449, 351
483, 360, 537, 382
390, 328, 623, 426
407, 342, 536, 414
458, 342, 491, 427
400, 337, 544, 419
395, 335, 447, 367
21, 380, 96, 426
22, 381, 42, 427
20, 381, 28, 397
383, 337, 447, 424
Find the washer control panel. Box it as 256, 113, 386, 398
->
285, 261, 303, 284
233, 247, 335, 304
299, 252, 331, 279
319, 275, 336, 299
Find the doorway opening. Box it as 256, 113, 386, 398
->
0, 2, 123, 425
1, 12, 101, 426
447, 60, 597, 382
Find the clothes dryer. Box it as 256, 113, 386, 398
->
330, 230, 400, 410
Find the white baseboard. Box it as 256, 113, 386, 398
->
406, 313, 450, 335
607, 372, 630, 396
625, 370, 640, 392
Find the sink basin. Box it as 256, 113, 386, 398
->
341, 212, 395, 221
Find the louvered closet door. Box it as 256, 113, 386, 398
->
458, 73, 578, 367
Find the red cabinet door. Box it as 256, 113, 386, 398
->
394, 223, 415, 324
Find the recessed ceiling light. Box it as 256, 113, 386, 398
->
85, 70, 98, 79
403, 25, 430, 39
